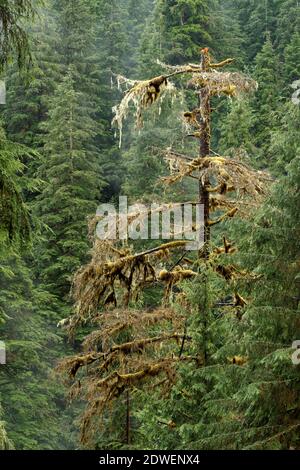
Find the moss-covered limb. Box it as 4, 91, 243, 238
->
157, 56, 235, 75
207, 182, 235, 194
208, 208, 238, 226
112, 74, 177, 145
58, 348, 108, 379
61, 332, 192, 379
209, 58, 235, 68
77, 240, 189, 289
115, 355, 198, 382
154, 60, 254, 93
209, 196, 237, 212
212, 237, 236, 256
136, 240, 189, 258
155, 59, 201, 74
82, 307, 177, 351
188, 71, 258, 95
79, 355, 201, 445
160, 269, 198, 304
105, 333, 191, 357
112, 58, 257, 145
69, 239, 191, 325
94, 354, 201, 396
163, 152, 270, 198
159, 268, 198, 302
214, 263, 261, 282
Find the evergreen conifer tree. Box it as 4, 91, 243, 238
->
226, 0, 281, 61
0, 122, 32, 263
0, 254, 76, 449
276, 0, 300, 53
219, 99, 256, 157
35, 69, 102, 300
153, 0, 219, 64
252, 36, 281, 166
284, 31, 300, 85
58, 43, 268, 451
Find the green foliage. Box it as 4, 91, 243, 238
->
153, 0, 218, 64
269, 101, 300, 174
0, 254, 77, 449
34, 69, 102, 299
93, 0, 130, 201
226, 0, 281, 61
252, 36, 282, 163
0, 122, 33, 259
216, 155, 300, 450
0, 0, 38, 71
219, 99, 256, 157
2, 5, 59, 150
276, 0, 300, 52
284, 31, 300, 85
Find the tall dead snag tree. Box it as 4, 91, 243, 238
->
58, 47, 270, 447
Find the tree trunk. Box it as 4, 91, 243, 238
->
198, 49, 211, 365
199, 49, 211, 258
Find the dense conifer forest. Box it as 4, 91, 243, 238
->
0, 0, 300, 453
